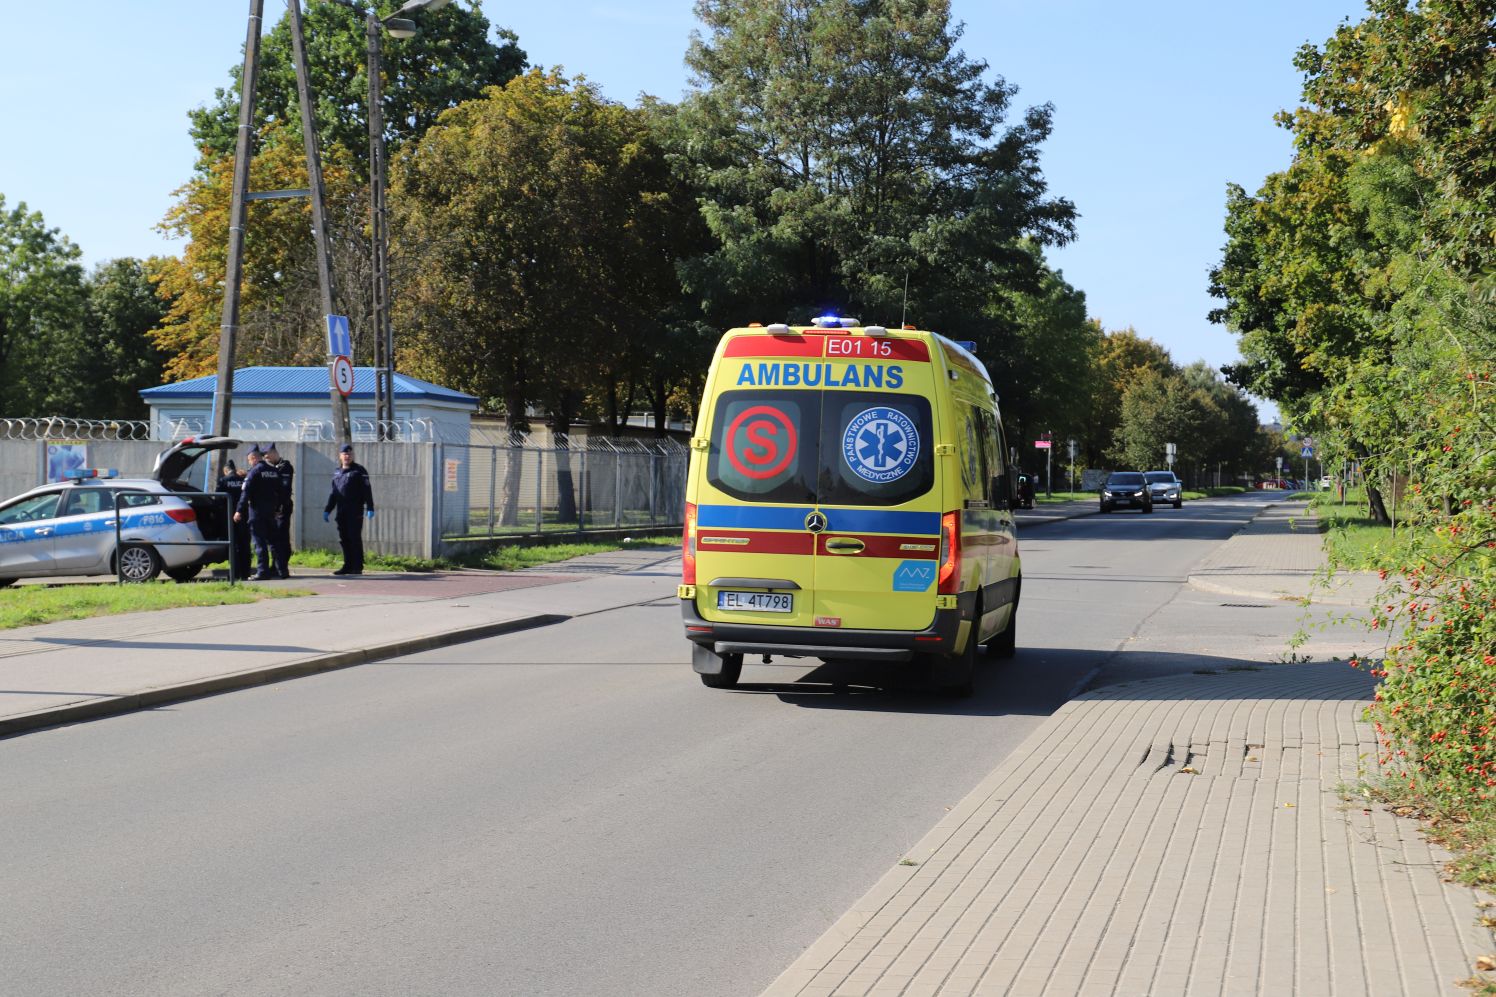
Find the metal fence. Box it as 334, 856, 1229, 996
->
437, 436, 689, 539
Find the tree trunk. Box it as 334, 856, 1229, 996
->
552, 397, 578, 524
499, 390, 525, 527
1366, 482, 1391, 525
652, 374, 667, 437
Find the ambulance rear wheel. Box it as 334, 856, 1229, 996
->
694, 643, 743, 689
0, 577, 14, 588
931, 608, 979, 697
992, 606, 1017, 659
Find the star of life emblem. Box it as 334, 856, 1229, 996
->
842, 407, 920, 484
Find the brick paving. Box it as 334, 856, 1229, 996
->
764, 664, 1494, 996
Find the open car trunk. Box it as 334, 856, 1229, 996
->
153, 436, 241, 543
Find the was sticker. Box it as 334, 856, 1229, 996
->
842, 407, 920, 484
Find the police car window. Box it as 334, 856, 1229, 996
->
0, 492, 62, 525
707, 391, 819, 504
116, 492, 159, 507
819, 393, 934, 507
60, 489, 111, 517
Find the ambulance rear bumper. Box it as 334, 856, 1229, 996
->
680, 595, 970, 662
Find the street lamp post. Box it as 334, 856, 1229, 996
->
333, 0, 449, 439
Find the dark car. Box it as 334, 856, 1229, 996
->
1100, 471, 1152, 514
1144, 470, 1183, 509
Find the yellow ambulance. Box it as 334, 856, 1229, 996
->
679, 317, 1022, 695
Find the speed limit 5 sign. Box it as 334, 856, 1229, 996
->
331, 355, 354, 397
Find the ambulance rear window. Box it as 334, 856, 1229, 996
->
706, 391, 818, 503
706, 390, 934, 507
819, 393, 933, 507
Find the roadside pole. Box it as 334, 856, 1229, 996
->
211, 0, 266, 477
287, 0, 354, 444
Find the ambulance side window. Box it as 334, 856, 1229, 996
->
706, 391, 819, 504
971, 409, 991, 501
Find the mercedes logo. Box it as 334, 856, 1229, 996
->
804, 511, 827, 534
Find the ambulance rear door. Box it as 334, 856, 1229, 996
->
811, 335, 943, 632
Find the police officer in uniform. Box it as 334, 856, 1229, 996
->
217, 457, 251, 579
234, 444, 287, 580
264, 443, 294, 577
323, 444, 375, 575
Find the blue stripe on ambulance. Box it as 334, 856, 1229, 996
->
696, 504, 938, 535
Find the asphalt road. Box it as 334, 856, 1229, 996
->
0, 492, 1369, 996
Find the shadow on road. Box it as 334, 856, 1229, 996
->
719, 647, 1374, 718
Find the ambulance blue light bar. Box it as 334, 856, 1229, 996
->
63, 468, 119, 480
954, 340, 978, 353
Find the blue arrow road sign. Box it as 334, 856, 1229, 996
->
326, 314, 351, 357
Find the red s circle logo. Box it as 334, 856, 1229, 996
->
725, 406, 798, 480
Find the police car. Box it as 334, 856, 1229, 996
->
0, 437, 240, 586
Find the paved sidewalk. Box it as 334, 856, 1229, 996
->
764, 664, 1494, 996
1188, 499, 1385, 608
0, 548, 680, 737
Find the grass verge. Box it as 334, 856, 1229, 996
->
291, 534, 681, 574
0, 582, 300, 630
1310, 487, 1417, 571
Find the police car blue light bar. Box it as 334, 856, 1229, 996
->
63, 468, 119, 480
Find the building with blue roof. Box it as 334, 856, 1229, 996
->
140, 367, 478, 443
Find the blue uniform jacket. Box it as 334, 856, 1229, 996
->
237, 462, 285, 520
325, 462, 375, 520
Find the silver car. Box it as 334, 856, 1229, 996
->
0, 437, 240, 585
1144, 470, 1183, 509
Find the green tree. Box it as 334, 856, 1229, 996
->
986, 256, 1099, 466
392, 69, 701, 519
0, 196, 86, 415
151, 125, 364, 378
66, 259, 169, 419
675, 0, 1074, 336
1085, 327, 1174, 465
189, 0, 525, 179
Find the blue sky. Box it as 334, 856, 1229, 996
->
1, 1, 1369, 419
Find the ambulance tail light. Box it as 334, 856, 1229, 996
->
682, 502, 698, 584
937, 510, 961, 594
165, 507, 197, 524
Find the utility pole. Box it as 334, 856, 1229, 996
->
365, 12, 394, 437
211, 0, 266, 475
287, 0, 353, 444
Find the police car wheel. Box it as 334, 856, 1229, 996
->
1173, 500, 1183, 509
166, 564, 203, 583
117, 544, 162, 583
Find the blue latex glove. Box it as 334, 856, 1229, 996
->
323, 510, 330, 522
366, 509, 375, 520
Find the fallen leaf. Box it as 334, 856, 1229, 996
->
1283, 803, 1296, 808
1474, 955, 1495, 972
1180, 766, 1200, 775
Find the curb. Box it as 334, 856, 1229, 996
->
0, 612, 569, 740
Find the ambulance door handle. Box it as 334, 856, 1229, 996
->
824, 537, 865, 554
